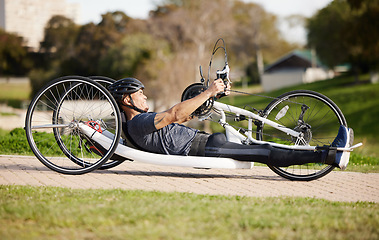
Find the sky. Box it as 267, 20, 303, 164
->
66, 0, 333, 44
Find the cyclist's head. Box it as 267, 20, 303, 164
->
108, 77, 147, 113
108, 77, 145, 102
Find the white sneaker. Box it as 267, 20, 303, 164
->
331, 126, 354, 170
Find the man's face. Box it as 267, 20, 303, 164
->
127, 89, 149, 112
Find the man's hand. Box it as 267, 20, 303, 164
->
207, 79, 231, 97
153, 79, 230, 130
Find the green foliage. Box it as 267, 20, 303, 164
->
307, 1, 351, 68
29, 11, 146, 96
99, 33, 171, 80
307, 0, 379, 74
0, 29, 32, 76
0, 185, 378, 239
0, 128, 30, 155
0, 128, 61, 156
28, 67, 60, 98
40, 15, 79, 60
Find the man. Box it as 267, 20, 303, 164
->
108, 77, 353, 169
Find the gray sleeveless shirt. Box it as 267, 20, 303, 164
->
126, 112, 198, 155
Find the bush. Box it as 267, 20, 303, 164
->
0, 128, 61, 155
0, 128, 31, 155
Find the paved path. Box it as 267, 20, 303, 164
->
1, 155, 378, 203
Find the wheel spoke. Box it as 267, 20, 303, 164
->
259, 90, 346, 181
24, 76, 121, 174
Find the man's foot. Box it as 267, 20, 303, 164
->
332, 125, 354, 170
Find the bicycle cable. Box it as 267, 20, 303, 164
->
206, 38, 229, 87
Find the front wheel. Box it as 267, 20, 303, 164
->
257, 90, 347, 181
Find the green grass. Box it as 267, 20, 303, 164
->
0, 185, 378, 240
0, 128, 95, 158
0, 82, 31, 101
0, 82, 31, 108
0, 112, 17, 116
0, 128, 62, 156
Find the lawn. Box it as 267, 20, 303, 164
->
0, 81, 31, 108
0, 185, 378, 240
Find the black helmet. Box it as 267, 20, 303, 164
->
108, 77, 144, 101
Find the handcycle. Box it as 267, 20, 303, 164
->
24, 39, 362, 181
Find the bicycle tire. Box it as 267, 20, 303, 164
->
25, 76, 121, 175
257, 90, 347, 181
51, 75, 126, 170
88, 76, 128, 170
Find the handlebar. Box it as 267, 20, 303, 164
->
216, 64, 231, 98
216, 64, 230, 82
198, 38, 232, 98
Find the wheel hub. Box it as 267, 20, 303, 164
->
292, 122, 312, 145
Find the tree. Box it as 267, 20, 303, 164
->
30, 2, 299, 101
40, 15, 79, 60
30, 11, 152, 95
98, 11, 130, 33
0, 29, 32, 76
307, 0, 379, 82
29, 16, 79, 95
71, 11, 147, 76
231, 1, 298, 84
99, 33, 171, 80
147, 0, 233, 108
348, 0, 379, 82
145, 0, 299, 107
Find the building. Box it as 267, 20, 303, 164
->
261, 49, 333, 92
0, 0, 80, 51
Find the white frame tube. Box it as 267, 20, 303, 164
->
213, 102, 358, 152
80, 124, 254, 169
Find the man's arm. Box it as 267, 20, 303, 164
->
154, 79, 228, 130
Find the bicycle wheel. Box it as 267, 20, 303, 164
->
257, 90, 347, 181
88, 76, 127, 170
25, 76, 121, 175
89, 75, 115, 88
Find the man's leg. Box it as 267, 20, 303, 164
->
202, 125, 353, 168
204, 133, 326, 167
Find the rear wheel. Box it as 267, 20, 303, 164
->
25, 76, 121, 175
257, 90, 347, 181
88, 76, 127, 170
